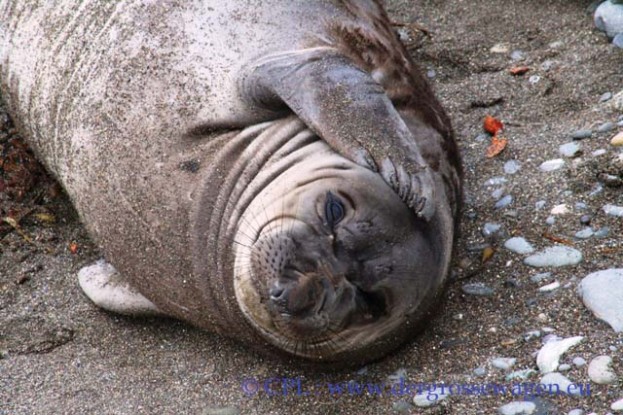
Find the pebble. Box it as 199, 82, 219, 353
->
580, 214, 592, 225
600, 92, 614, 102
538, 281, 560, 292
524, 246, 583, 268
491, 43, 510, 54
575, 202, 587, 210
426, 69, 436, 79
392, 401, 412, 413
559, 142, 582, 158
474, 367, 487, 377
495, 195, 513, 209
204, 408, 240, 415
492, 357, 517, 371
531, 273, 552, 283
574, 227, 594, 239
612, 398, 623, 411
504, 160, 522, 174
614, 33, 623, 48
536, 336, 584, 373
540, 372, 582, 396
413, 386, 449, 407
603, 204, 623, 217
541, 60, 555, 71
492, 187, 506, 200
485, 176, 508, 186
589, 183, 604, 197
482, 222, 504, 239
611, 131, 623, 147
498, 401, 536, 415
579, 269, 623, 332
597, 122, 616, 133
551, 204, 570, 215
539, 159, 565, 172
594, 0, 623, 38
573, 357, 587, 367
571, 129, 593, 140
594, 227, 610, 238
510, 50, 525, 61
529, 75, 541, 85
568, 410, 584, 415
462, 283, 495, 297
535, 200, 547, 210
610, 345, 618, 352
525, 330, 541, 341
505, 369, 537, 381
587, 355, 618, 384
592, 148, 608, 157
545, 216, 556, 225
504, 237, 535, 255
558, 364, 571, 371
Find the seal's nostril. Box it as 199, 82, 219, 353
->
269, 285, 285, 300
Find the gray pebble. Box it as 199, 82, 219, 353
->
462, 283, 495, 296
485, 176, 508, 186
491, 357, 517, 371
603, 204, 623, 217
476, 132, 490, 142
504, 237, 535, 254
600, 92, 614, 102
612, 398, 623, 411
495, 195, 513, 209
524, 246, 583, 267
589, 183, 604, 197
580, 214, 592, 225
392, 400, 413, 413
568, 410, 584, 415
597, 122, 616, 133
610, 345, 618, 352
559, 142, 582, 158
558, 364, 572, 371
594, 227, 610, 238
524, 330, 541, 340
474, 367, 487, 377
504, 160, 522, 174
531, 272, 552, 283
573, 357, 587, 367
592, 148, 608, 156
535, 200, 547, 210
482, 222, 504, 238
545, 216, 556, 225
203, 408, 240, 415
571, 129, 593, 140
529, 75, 541, 85
539, 159, 565, 172
505, 369, 537, 381
426, 69, 436, 79
497, 401, 536, 415
575, 202, 587, 210
413, 386, 449, 407
540, 372, 582, 396
492, 187, 506, 200
541, 60, 555, 71
579, 269, 623, 332
594, 0, 623, 38
574, 227, 594, 239
615, 33, 623, 48
587, 355, 618, 384
511, 50, 525, 61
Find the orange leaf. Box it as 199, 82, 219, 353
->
486, 135, 508, 158
69, 242, 79, 254
509, 66, 530, 76
483, 115, 504, 135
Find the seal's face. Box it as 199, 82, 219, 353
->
233, 151, 442, 361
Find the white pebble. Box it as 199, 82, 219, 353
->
538, 281, 560, 292
588, 355, 618, 384
536, 336, 584, 373
539, 159, 565, 172
498, 401, 536, 415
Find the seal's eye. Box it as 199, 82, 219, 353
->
325, 192, 345, 228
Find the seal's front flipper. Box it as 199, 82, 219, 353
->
242, 48, 436, 220
78, 259, 163, 316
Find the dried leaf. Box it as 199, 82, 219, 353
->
484, 115, 504, 135
486, 135, 508, 158
509, 66, 530, 76
33, 212, 56, 224
482, 246, 495, 263
541, 233, 573, 246
69, 241, 79, 254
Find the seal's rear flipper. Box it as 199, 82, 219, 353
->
78, 259, 163, 316
242, 48, 436, 220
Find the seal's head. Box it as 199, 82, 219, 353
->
233, 142, 445, 362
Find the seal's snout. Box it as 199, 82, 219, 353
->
268, 271, 327, 317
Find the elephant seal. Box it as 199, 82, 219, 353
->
0, 0, 462, 363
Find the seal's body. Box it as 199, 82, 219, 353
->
0, 0, 462, 363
